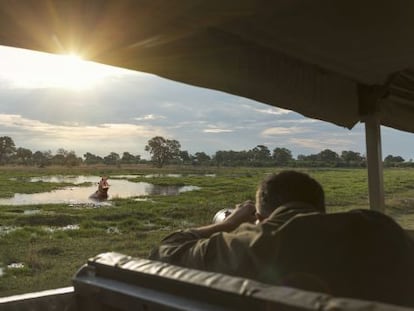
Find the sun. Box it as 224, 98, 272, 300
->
51, 53, 105, 90
0, 46, 129, 90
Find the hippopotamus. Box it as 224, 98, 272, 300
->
90, 176, 109, 201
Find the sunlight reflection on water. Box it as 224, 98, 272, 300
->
144, 174, 216, 178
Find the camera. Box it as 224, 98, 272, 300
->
212, 208, 234, 223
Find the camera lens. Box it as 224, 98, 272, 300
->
212, 208, 234, 223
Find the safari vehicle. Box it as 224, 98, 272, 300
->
1, 1, 414, 310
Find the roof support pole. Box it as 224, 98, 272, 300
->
364, 114, 385, 212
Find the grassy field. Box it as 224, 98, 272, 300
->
1, 165, 414, 297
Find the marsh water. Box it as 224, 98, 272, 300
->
0, 175, 200, 205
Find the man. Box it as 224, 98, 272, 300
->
150, 170, 414, 306
149, 170, 325, 282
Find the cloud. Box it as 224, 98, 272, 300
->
202, 123, 235, 134
0, 114, 167, 152
253, 107, 291, 115
276, 119, 319, 124
165, 120, 209, 131
290, 137, 357, 152
261, 127, 309, 136
203, 128, 234, 133
0, 114, 152, 136
134, 114, 166, 121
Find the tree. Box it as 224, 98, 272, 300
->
318, 149, 339, 163
384, 154, 405, 167
65, 151, 82, 166
249, 145, 271, 162
121, 152, 140, 164
145, 136, 181, 167
32, 151, 45, 166
272, 147, 293, 166
0, 136, 16, 164
297, 154, 307, 161
341, 150, 365, 166
384, 155, 405, 163
179, 150, 191, 164
103, 152, 121, 165
14, 147, 33, 165
52, 148, 68, 165
83, 152, 103, 165
341, 150, 362, 162
32, 150, 52, 167
194, 152, 211, 165
50, 149, 80, 166
213, 150, 226, 166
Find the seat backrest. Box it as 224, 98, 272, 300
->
73, 251, 414, 311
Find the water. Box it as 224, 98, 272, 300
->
0, 175, 200, 205
44, 224, 80, 232
7, 263, 24, 269
110, 174, 142, 179
0, 226, 18, 236
0, 224, 123, 237
144, 173, 216, 178
144, 174, 183, 178
106, 173, 216, 179
24, 209, 41, 215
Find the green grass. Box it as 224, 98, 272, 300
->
1, 165, 414, 296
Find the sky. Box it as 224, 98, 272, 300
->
1, 45, 414, 160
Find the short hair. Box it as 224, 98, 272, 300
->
256, 170, 325, 217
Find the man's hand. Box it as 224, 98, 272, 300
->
191, 200, 256, 238
223, 200, 256, 231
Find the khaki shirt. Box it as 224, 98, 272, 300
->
149, 202, 319, 283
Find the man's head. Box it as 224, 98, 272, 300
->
255, 170, 325, 220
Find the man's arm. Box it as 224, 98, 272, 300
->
192, 200, 256, 237
148, 200, 256, 269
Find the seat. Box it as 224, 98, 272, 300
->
73, 249, 414, 311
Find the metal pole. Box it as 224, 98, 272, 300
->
364, 114, 385, 212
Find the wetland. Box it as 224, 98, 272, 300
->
1, 165, 414, 297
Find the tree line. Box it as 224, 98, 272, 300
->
0, 135, 410, 168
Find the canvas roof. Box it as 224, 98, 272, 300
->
1, 0, 414, 132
